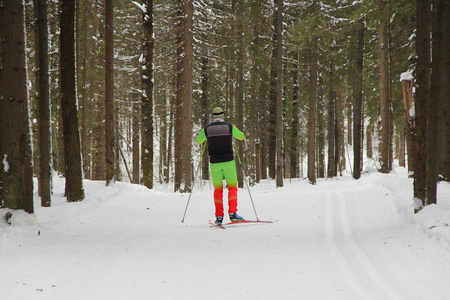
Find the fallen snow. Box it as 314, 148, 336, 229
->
1, 167, 450, 299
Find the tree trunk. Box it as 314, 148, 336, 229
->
166, 91, 175, 184
60, 0, 85, 202
132, 95, 140, 184
0, 0, 34, 214
347, 98, 353, 146
427, 0, 443, 205
440, 1, 450, 181
249, 4, 262, 184
261, 130, 268, 180
235, 0, 244, 188
317, 77, 325, 179
161, 96, 169, 184
47, 1, 63, 175
201, 56, 209, 180
353, 20, 365, 179
307, 34, 318, 185
414, 0, 431, 210
379, 16, 390, 174
79, 0, 90, 179
35, 0, 52, 206
141, 0, 154, 189
91, 120, 105, 180
275, 0, 284, 187
105, 0, 115, 185
290, 53, 300, 178
174, 0, 193, 192
268, 5, 277, 180
114, 94, 121, 182
367, 119, 374, 159
328, 43, 337, 178
336, 87, 346, 175
398, 131, 406, 167
158, 91, 167, 184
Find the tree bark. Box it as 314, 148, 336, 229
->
35, 0, 52, 206
235, 0, 244, 188
79, 0, 90, 179
132, 95, 140, 184
249, 2, 263, 184
307, 34, 318, 185
60, 0, 85, 202
440, 1, 450, 181
414, 0, 431, 210
353, 20, 365, 179
275, 0, 284, 187
317, 77, 325, 179
174, 0, 193, 192
164, 91, 175, 185
290, 53, 300, 179
367, 119, 374, 159
0, 0, 34, 213
268, 4, 277, 180
201, 56, 209, 180
427, 0, 443, 205
379, 15, 390, 174
105, 0, 115, 185
141, 0, 154, 189
328, 43, 337, 178
398, 131, 406, 167
336, 87, 346, 175
47, 1, 63, 175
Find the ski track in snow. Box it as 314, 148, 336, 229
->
324, 191, 405, 300
64, 205, 155, 299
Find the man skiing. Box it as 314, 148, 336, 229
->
197, 107, 245, 225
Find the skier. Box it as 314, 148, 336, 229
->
197, 107, 245, 225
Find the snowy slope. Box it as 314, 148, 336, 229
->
1, 168, 450, 300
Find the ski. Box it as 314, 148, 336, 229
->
209, 219, 275, 228
223, 220, 274, 226
208, 220, 226, 229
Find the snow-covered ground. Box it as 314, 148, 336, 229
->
1, 167, 450, 300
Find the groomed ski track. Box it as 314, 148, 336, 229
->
324, 191, 405, 300
2, 173, 450, 300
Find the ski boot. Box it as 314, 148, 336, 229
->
215, 216, 224, 225
229, 213, 244, 222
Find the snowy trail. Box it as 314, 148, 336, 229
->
324, 191, 405, 300
1, 172, 450, 300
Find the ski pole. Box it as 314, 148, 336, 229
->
181, 142, 207, 223
234, 140, 260, 221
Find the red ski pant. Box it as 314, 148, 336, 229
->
210, 160, 238, 217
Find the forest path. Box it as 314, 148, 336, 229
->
1, 175, 450, 299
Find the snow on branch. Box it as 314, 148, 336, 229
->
132, 1, 147, 14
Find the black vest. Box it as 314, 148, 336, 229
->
205, 121, 234, 163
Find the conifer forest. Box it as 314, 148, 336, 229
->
1, 0, 449, 215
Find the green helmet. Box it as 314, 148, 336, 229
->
212, 107, 224, 116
